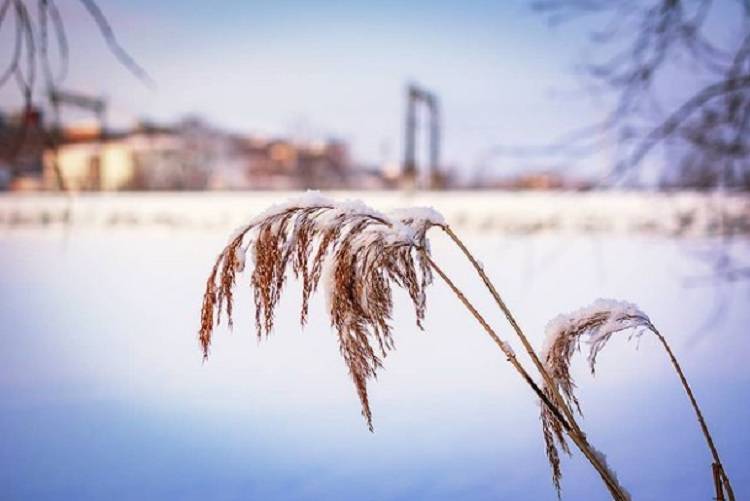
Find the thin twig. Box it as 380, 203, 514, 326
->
78, 0, 155, 88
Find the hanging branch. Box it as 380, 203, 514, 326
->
488, 1, 750, 189
0, 0, 152, 188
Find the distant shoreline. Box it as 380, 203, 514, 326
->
1, 190, 748, 236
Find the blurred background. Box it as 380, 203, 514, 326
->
1, 1, 749, 500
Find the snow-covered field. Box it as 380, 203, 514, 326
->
1, 190, 750, 236
1, 192, 749, 500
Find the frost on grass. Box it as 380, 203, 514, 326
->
199, 192, 445, 431
539, 298, 653, 496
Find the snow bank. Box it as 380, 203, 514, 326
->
1, 190, 748, 236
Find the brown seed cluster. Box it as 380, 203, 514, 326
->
199, 200, 438, 431
540, 306, 651, 494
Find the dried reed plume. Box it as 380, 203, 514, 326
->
198, 194, 632, 500
199, 194, 439, 431
540, 299, 734, 500
439, 226, 629, 500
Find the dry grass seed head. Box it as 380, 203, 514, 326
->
198, 195, 439, 430
539, 299, 652, 495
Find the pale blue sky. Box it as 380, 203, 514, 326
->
0, 0, 744, 178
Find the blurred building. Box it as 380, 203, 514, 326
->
44, 120, 363, 191
1, 109, 379, 191
482, 171, 594, 191
230, 137, 350, 190
44, 120, 220, 191
0, 108, 47, 191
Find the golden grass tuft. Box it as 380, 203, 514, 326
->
199, 199, 436, 431
540, 300, 734, 500
539, 302, 650, 495
199, 197, 734, 500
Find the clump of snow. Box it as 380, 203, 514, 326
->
389, 206, 446, 227
389, 206, 445, 251
542, 298, 653, 372
337, 198, 390, 221
244, 190, 334, 227
591, 446, 632, 501
245, 192, 438, 249
348, 223, 417, 251
236, 194, 443, 317
499, 339, 515, 357
390, 221, 421, 244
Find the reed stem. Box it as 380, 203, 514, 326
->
424, 252, 629, 501
440, 225, 581, 425
438, 224, 732, 500
651, 328, 734, 501
423, 253, 569, 427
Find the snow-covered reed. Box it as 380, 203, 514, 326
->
198, 193, 638, 500
541, 299, 734, 500
199, 192, 446, 430
203, 193, 737, 500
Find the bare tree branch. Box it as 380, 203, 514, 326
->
510, 0, 750, 190
0, 0, 153, 189
78, 0, 154, 88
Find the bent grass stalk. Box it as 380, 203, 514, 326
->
441, 225, 579, 418
421, 253, 569, 429
423, 254, 627, 500
200, 194, 736, 500
437, 225, 628, 500
198, 196, 627, 500
651, 328, 734, 501
541, 300, 734, 501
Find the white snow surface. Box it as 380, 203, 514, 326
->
3, 190, 748, 236
2, 226, 749, 500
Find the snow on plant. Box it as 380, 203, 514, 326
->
540, 299, 734, 500
199, 192, 443, 431
538, 299, 651, 495
542, 299, 652, 412
199, 193, 735, 500
198, 193, 630, 500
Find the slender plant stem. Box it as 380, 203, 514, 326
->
424, 252, 629, 501
438, 224, 732, 500
439, 226, 610, 429
434, 227, 630, 500
423, 253, 569, 427
652, 328, 734, 501
440, 225, 582, 425
713, 464, 725, 501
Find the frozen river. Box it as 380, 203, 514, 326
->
2, 196, 749, 500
